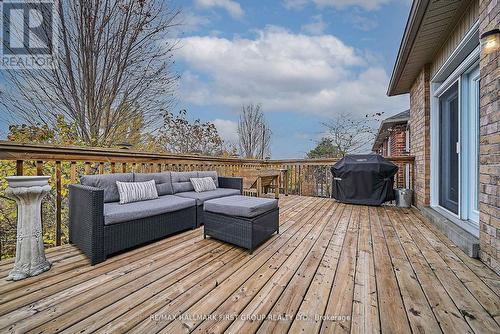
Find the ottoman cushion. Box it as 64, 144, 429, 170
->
204, 195, 278, 218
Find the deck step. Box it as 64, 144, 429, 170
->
420, 207, 479, 258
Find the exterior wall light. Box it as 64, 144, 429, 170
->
480, 29, 500, 54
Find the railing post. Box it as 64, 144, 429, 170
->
55, 161, 62, 246
256, 177, 262, 197
36, 161, 43, 176
298, 165, 302, 196
283, 168, 289, 196
70, 162, 77, 183
274, 175, 279, 199
16, 160, 23, 176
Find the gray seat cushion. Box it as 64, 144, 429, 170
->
81, 173, 133, 203
134, 172, 173, 195
175, 188, 241, 206
103, 195, 196, 225
204, 195, 278, 218
171, 171, 198, 193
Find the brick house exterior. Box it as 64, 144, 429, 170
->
387, 124, 409, 157
388, 0, 499, 273
372, 110, 410, 187
375, 124, 409, 158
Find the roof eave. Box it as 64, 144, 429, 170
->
387, 0, 430, 96
372, 118, 409, 151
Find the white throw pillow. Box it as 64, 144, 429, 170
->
190, 177, 217, 193
116, 180, 159, 204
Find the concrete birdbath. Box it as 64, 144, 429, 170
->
4, 176, 52, 281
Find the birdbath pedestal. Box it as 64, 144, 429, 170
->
4, 176, 52, 281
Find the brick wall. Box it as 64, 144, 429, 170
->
389, 125, 409, 187
478, 0, 500, 275
389, 124, 408, 156
378, 124, 409, 187
409, 65, 431, 208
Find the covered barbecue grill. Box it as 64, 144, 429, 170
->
330, 154, 398, 206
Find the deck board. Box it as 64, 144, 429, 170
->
0, 196, 498, 334
370, 206, 412, 334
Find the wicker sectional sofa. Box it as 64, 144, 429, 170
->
69, 171, 242, 265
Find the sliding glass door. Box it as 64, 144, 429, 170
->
431, 45, 480, 234
439, 82, 459, 214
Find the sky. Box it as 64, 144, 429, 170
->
169, 0, 411, 158
0, 0, 412, 159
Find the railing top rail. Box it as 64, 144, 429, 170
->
263, 156, 415, 164
0, 141, 414, 164
0, 141, 262, 164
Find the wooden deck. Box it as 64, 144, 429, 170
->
0, 196, 499, 333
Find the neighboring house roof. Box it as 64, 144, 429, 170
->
388, 0, 475, 96
372, 110, 410, 151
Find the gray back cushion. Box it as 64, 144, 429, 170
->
134, 172, 173, 195
80, 173, 133, 203
171, 171, 198, 193
197, 171, 218, 187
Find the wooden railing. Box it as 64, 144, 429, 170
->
0, 141, 414, 258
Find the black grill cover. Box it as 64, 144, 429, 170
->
331, 154, 398, 206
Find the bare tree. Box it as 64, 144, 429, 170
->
2, 0, 181, 146
321, 113, 376, 157
237, 104, 272, 159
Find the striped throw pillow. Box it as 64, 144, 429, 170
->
190, 177, 217, 193
116, 180, 159, 204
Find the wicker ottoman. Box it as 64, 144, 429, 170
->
203, 195, 279, 253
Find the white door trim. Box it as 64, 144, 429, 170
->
433, 46, 480, 97
462, 66, 480, 225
